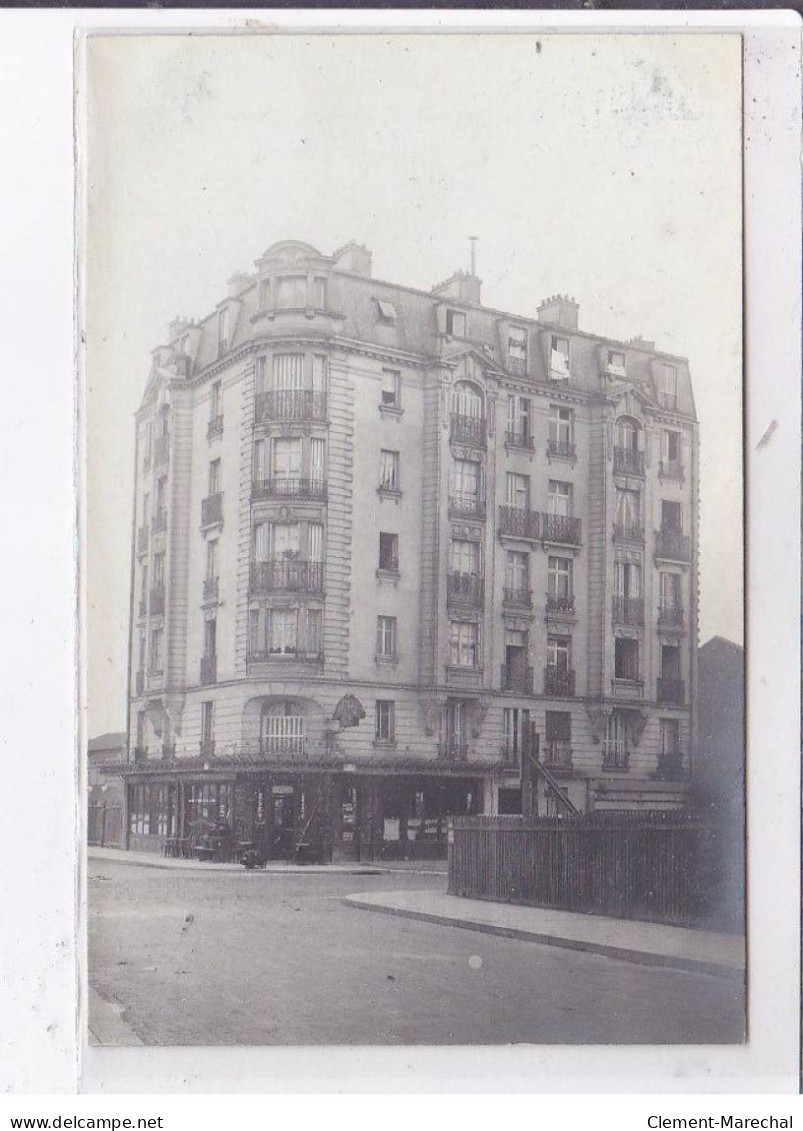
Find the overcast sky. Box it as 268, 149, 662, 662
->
86, 32, 743, 738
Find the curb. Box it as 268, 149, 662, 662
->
344, 897, 744, 980
89, 852, 382, 877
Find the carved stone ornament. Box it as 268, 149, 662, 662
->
627, 710, 649, 747
146, 700, 165, 738
332, 693, 366, 729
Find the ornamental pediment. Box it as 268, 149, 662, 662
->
442, 345, 501, 384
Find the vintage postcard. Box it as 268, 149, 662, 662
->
82, 31, 745, 1049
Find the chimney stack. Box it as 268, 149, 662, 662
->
536, 294, 579, 331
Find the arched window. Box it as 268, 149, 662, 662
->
615, 415, 643, 453
451, 381, 484, 421
261, 699, 305, 756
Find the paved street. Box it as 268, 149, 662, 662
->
88, 859, 744, 1046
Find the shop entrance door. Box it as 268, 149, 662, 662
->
271, 787, 296, 859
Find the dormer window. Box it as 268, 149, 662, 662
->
509, 327, 527, 374
661, 364, 678, 410
549, 335, 570, 381
258, 279, 270, 309
607, 349, 626, 377
313, 277, 327, 309
381, 369, 400, 408
276, 275, 307, 309
218, 308, 230, 355
376, 299, 397, 323
446, 309, 466, 338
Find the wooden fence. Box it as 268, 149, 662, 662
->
448, 813, 732, 928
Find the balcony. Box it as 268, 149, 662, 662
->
612, 595, 645, 626
151, 510, 167, 534
547, 438, 577, 461
149, 585, 165, 615
544, 666, 576, 697
447, 571, 485, 608
613, 448, 645, 477
254, 389, 327, 424
448, 494, 485, 519
449, 413, 486, 448
248, 649, 324, 666
498, 505, 539, 540
437, 738, 469, 763
541, 513, 582, 546
659, 459, 684, 482
655, 529, 691, 562
201, 493, 223, 527
657, 678, 685, 705
207, 414, 224, 440
544, 741, 573, 772
203, 575, 219, 602
200, 654, 217, 685
603, 741, 629, 771
135, 671, 145, 696
136, 526, 149, 554
252, 477, 328, 503
249, 558, 324, 595
505, 429, 534, 452
658, 604, 685, 629
613, 523, 644, 544
154, 434, 169, 467
501, 664, 533, 693
259, 736, 307, 758
545, 594, 575, 616
503, 586, 532, 610
657, 752, 685, 780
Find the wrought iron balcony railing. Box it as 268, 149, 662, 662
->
206, 414, 224, 440
657, 678, 685, 705
247, 648, 324, 665
437, 738, 469, 762
447, 571, 485, 607
154, 434, 170, 466
200, 654, 217, 685
612, 595, 645, 625
501, 664, 533, 693
544, 666, 576, 697
249, 559, 324, 595
252, 477, 328, 503
613, 447, 645, 476
149, 586, 165, 615
547, 438, 577, 460
448, 494, 485, 519
658, 604, 685, 628
449, 413, 486, 447
503, 586, 532, 609
203, 576, 219, 601
603, 741, 629, 770
613, 523, 644, 544
544, 741, 573, 771
541, 512, 582, 545
254, 389, 328, 424
655, 529, 691, 562
259, 736, 307, 758
505, 429, 534, 451
201, 493, 223, 526
546, 594, 575, 615
498, 505, 539, 540
659, 459, 684, 482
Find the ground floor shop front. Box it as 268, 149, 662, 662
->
120, 759, 491, 863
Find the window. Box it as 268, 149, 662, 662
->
272, 438, 301, 480
605, 712, 628, 768
312, 355, 328, 393
376, 299, 397, 322
276, 275, 307, 309
255, 356, 267, 395
266, 522, 300, 559
450, 538, 480, 576
509, 327, 527, 367
208, 459, 221, 496
306, 608, 323, 655
503, 707, 530, 764
378, 532, 399, 572
310, 438, 326, 487
248, 608, 261, 656
451, 458, 481, 506
262, 706, 305, 755
312, 277, 327, 309
379, 449, 400, 491
548, 480, 572, 517
614, 560, 642, 598
505, 550, 529, 592
549, 406, 574, 451
210, 381, 221, 421
140, 563, 149, 604
661, 500, 682, 532
660, 571, 681, 610
218, 308, 230, 351
152, 551, 165, 588
548, 556, 573, 599
258, 278, 270, 308
136, 710, 146, 748
201, 701, 214, 749
547, 634, 571, 672
381, 369, 400, 407
156, 476, 167, 515
446, 309, 466, 338
451, 381, 483, 419
272, 353, 304, 390
268, 608, 298, 654
661, 644, 681, 680
149, 627, 163, 673
607, 349, 626, 374
203, 617, 217, 659
375, 700, 395, 743
376, 615, 398, 658
661, 429, 681, 469
616, 416, 642, 452
138, 630, 146, 672
660, 718, 680, 756
545, 711, 572, 766
614, 638, 640, 681
550, 335, 570, 379
307, 522, 324, 563
616, 487, 641, 531
507, 395, 531, 440
142, 421, 153, 464
662, 363, 678, 408
506, 472, 530, 511
206, 540, 217, 582
450, 621, 480, 668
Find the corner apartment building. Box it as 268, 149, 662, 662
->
119, 239, 698, 860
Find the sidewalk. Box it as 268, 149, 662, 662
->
89, 845, 383, 875
344, 889, 745, 979
87, 986, 143, 1047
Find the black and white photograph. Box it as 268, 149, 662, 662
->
82, 31, 746, 1050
